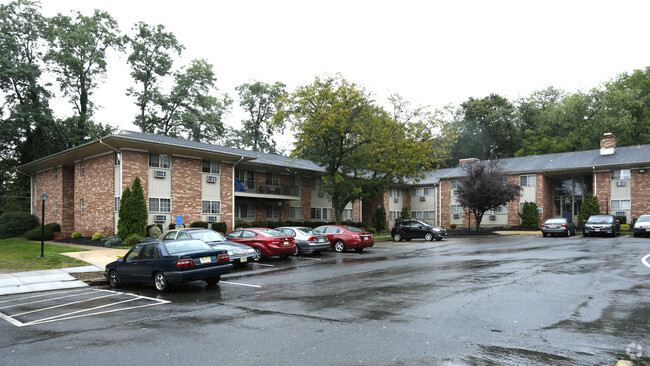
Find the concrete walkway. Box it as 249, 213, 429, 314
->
0, 243, 128, 296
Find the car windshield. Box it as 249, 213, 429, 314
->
163, 240, 210, 254
637, 215, 650, 222
545, 219, 566, 224
587, 215, 613, 224
343, 226, 363, 232
259, 229, 286, 237
189, 230, 226, 242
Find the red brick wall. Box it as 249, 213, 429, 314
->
595, 171, 611, 214
171, 156, 202, 226
221, 163, 233, 231
536, 173, 553, 224
631, 169, 650, 221
34, 168, 61, 227
74, 154, 115, 236
440, 181, 451, 228
508, 175, 521, 226
302, 177, 311, 221
61, 166, 75, 232
352, 200, 361, 222
122, 150, 148, 197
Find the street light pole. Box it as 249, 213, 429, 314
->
39, 192, 48, 258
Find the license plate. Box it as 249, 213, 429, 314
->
200, 257, 211, 263
284, 241, 289, 245
240, 257, 247, 263
595, 229, 600, 232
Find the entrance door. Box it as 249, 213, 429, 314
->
562, 201, 572, 221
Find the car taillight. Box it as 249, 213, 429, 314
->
541, 225, 545, 228
307, 236, 315, 242
217, 254, 229, 262
176, 259, 194, 267
561, 224, 566, 228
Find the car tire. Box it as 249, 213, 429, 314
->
253, 248, 263, 261
543, 233, 547, 237
583, 232, 588, 237
392, 233, 402, 242
634, 233, 638, 238
424, 233, 434, 241
108, 270, 121, 288
566, 230, 570, 237
153, 271, 169, 292
293, 245, 301, 257
205, 275, 221, 285
334, 240, 346, 253
354, 247, 364, 252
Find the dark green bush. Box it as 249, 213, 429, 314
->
45, 222, 61, 232
0, 212, 39, 239
615, 216, 627, 225
25, 226, 54, 241
519, 201, 539, 229
373, 204, 387, 233
212, 222, 227, 234
123, 234, 144, 245
190, 221, 209, 229
169, 223, 176, 230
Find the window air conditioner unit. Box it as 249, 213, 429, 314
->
207, 216, 218, 223
207, 175, 218, 183
616, 181, 626, 187
154, 170, 166, 179
419, 196, 426, 202
154, 215, 166, 223
394, 198, 399, 203
453, 214, 460, 219
318, 191, 326, 197
489, 215, 497, 220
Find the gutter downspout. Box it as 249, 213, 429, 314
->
232, 156, 245, 231
100, 139, 122, 234
15, 168, 33, 215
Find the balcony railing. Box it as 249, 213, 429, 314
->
235, 179, 300, 197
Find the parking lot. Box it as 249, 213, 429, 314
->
1, 234, 648, 365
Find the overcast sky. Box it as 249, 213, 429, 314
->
34, 0, 650, 149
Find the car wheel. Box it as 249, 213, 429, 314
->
253, 248, 263, 261
634, 233, 638, 238
108, 270, 121, 288
583, 232, 588, 237
153, 271, 169, 292
424, 233, 433, 241
293, 245, 301, 257
354, 247, 364, 252
566, 229, 570, 237
543, 233, 547, 237
392, 233, 402, 242
334, 240, 346, 253
205, 275, 221, 285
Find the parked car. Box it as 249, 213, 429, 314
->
225, 228, 296, 261
159, 228, 255, 265
541, 218, 576, 237
583, 215, 620, 237
275, 226, 331, 255
633, 215, 650, 237
104, 239, 233, 292
391, 219, 448, 241
313, 225, 374, 253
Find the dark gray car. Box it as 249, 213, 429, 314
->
160, 228, 256, 264
541, 218, 576, 237
275, 226, 331, 255
583, 215, 620, 237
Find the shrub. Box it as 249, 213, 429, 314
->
368, 227, 376, 233
91, 233, 104, 240
236, 221, 252, 228
117, 176, 148, 240
123, 234, 144, 245
70, 232, 83, 239
45, 222, 61, 232
0, 212, 39, 239
615, 216, 627, 225
190, 221, 209, 229
450, 224, 458, 230
212, 222, 227, 234
102, 236, 123, 248
145, 224, 163, 234
373, 204, 387, 233
519, 201, 539, 229
25, 226, 54, 241
620, 224, 630, 231
578, 194, 600, 227
148, 225, 162, 238
169, 223, 176, 230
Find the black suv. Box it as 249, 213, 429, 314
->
391, 220, 447, 241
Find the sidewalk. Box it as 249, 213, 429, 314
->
0, 243, 127, 296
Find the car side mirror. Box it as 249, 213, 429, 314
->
117, 257, 124, 263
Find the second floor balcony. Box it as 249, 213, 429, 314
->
235, 178, 300, 198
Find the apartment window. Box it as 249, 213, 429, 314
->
149, 198, 171, 213
424, 210, 435, 219
412, 188, 423, 196
389, 211, 400, 221
290, 176, 301, 187
611, 169, 631, 180
266, 205, 280, 220
80, 199, 85, 214
311, 178, 322, 190
235, 202, 254, 219
451, 205, 463, 214
114, 197, 120, 212
520, 175, 536, 187
389, 188, 403, 198
450, 180, 458, 189
202, 160, 220, 174
202, 200, 221, 214
343, 208, 353, 220
235, 169, 255, 183
610, 199, 631, 210
114, 153, 121, 166
310, 207, 332, 220
290, 206, 302, 220
411, 211, 423, 219
266, 173, 280, 186
488, 205, 507, 214
149, 153, 171, 169
424, 187, 435, 196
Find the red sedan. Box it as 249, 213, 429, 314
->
313, 225, 374, 253
225, 228, 296, 261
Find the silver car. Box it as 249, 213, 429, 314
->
633, 215, 650, 237
275, 226, 331, 255
160, 228, 256, 265
541, 218, 576, 237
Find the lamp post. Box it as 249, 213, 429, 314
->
39, 192, 48, 258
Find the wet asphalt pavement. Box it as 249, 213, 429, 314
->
1, 234, 648, 365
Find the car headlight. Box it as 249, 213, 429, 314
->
228, 251, 234, 256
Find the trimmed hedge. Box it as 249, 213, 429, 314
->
0, 212, 39, 239
615, 216, 627, 225
190, 221, 209, 229
212, 222, 227, 234
25, 226, 54, 241
45, 222, 61, 232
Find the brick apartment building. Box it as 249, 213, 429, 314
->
18, 131, 650, 236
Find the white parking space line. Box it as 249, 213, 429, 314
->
298, 257, 322, 261
371, 249, 392, 252
220, 281, 262, 288
642, 254, 650, 269
0, 290, 102, 310
0, 289, 87, 305
253, 263, 275, 267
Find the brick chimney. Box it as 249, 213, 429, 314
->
600, 133, 616, 155
459, 158, 479, 166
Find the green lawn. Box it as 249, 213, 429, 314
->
0, 238, 89, 272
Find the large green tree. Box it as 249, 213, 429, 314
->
126, 22, 184, 133
230, 81, 286, 153
280, 75, 452, 224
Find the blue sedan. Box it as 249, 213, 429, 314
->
104, 239, 233, 292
